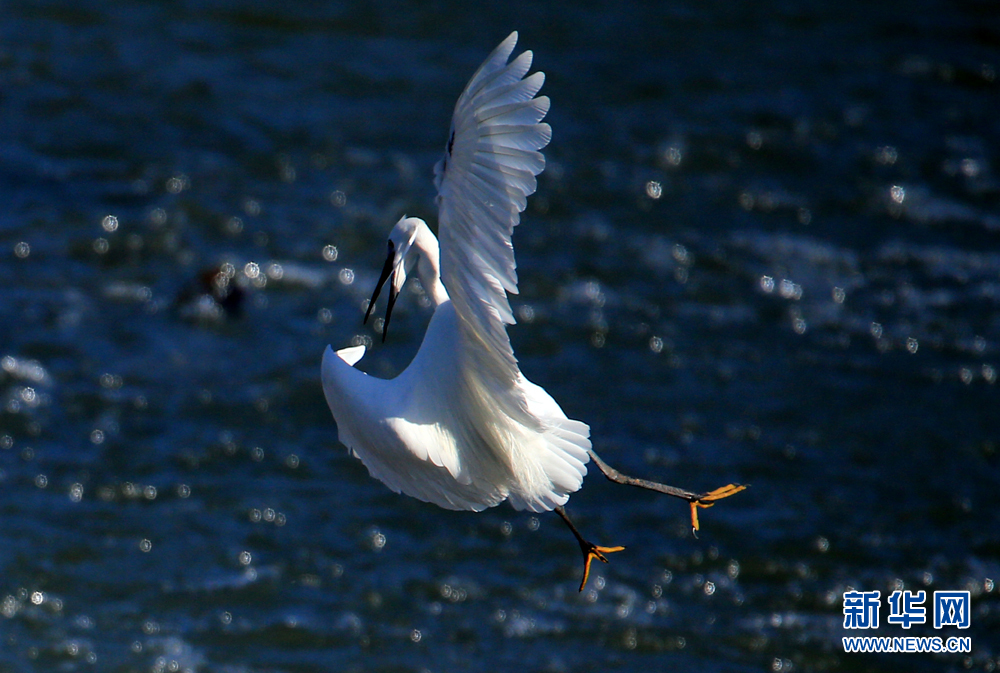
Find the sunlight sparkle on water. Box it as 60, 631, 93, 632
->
266, 262, 284, 280
2, 356, 49, 384
369, 529, 387, 551
243, 198, 261, 217
351, 334, 373, 348
166, 174, 190, 194
663, 145, 683, 167
983, 364, 996, 384
875, 146, 898, 165
778, 279, 802, 300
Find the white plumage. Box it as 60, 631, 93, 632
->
321, 32, 592, 514
321, 33, 745, 590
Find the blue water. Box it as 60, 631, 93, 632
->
1, 1, 998, 671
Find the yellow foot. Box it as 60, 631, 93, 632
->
578, 543, 626, 592
690, 483, 748, 533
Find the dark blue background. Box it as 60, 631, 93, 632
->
1, 1, 998, 671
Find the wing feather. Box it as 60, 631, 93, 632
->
473, 72, 545, 113
435, 33, 549, 404
477, 97, 550, 126
478, 124, 552, 151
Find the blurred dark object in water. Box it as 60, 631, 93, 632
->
175, 265, 246, 321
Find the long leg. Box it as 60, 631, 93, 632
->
587, 448, 747, 534
554, 506, 624, 592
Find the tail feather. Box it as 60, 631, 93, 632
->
505, 377, 592, 512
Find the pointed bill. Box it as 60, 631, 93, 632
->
364, 240, 396, 332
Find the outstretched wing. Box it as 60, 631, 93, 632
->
433, 31, 550, 398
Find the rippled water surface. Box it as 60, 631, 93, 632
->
2, 1, 998, 671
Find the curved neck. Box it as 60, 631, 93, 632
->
411, 223, 450, 309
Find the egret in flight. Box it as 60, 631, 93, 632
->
322, 32, 745, 591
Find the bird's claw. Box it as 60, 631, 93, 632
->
577, 541, 625, 592
689, 483, 748, 534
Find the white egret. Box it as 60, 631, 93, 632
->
322, 32, 745, 590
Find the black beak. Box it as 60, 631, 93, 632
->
364, 240, 397, 343
382, 277, 399, 343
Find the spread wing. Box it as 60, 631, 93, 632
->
433, 31, 550, 401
